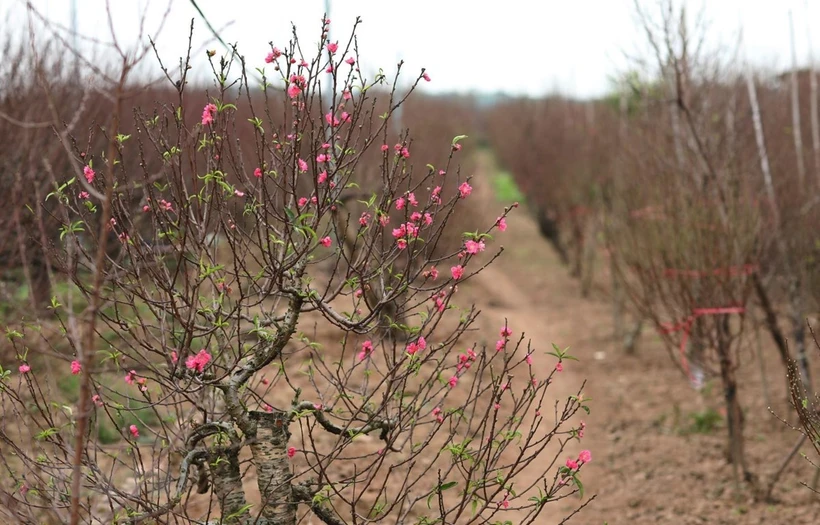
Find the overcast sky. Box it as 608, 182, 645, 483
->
4, 0, 820, 98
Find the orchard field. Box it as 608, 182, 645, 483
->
1, 2, 819, 524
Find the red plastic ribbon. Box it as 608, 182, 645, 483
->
659, 306, 746, 386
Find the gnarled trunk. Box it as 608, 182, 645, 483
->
249, 410, 296, 525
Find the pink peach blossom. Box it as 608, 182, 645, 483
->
185, 349, 212, 373
83, 165, 95, 183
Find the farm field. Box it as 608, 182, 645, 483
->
1, 1, 820, 524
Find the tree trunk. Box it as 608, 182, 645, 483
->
211, 447, 249, 524
716, 324, 751, 492
249, 410, 297, 525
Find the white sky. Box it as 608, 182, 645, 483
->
4, 0, 820, 98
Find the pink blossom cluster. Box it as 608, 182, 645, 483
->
456, 348, 478, 372
357, 340, 374, 361
201, 103, 217, 126
565, 449, 592, 471
392, 221, 421, 250
496, 325, 513, 352
185, 349, 212, 373
124, 370, 148, 391
406, 337, 427, 355
431, 289, 448, 312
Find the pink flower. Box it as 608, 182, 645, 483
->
125, 370, 137, 385
298, 197, 309, 208
129, 425, 139, 438
287, 446, 296, 458
79, 191, 90, 199
359, 212, 371, 226
555, 362, 563, 372
201, 103, 217, 126
343, 89, 352, 100
358, 340, 373, 361
380, 144, 389, 152
401, 147, 410, 158
266, 48, 282, 63
431, 186, 442, 203
495, 340, 506, 352
18, 364, 30, 374
458, 182, 472, 198
171, 351, 178, 364
423, 72, 431, 82
407, 193, 418, 207
578, 450, 592, 463
297, 158, 308, 172
83, 165, 95, 183
396, 238, 408, 250
496, 217, 507, 232
326, 42, 338, 54
92, 394, 103, 407
320, 236, 332, 247
464, 240, 485, 255
317, 171, 328, 183
254, 168, 263, 178
452, 143, 462, 152
500, 326, 513, 337
234, 189, 245, 197
395, 197, 406, 210
451, 265, 464, 280
499, 498, 509, 509
526, 353, 533, 365
432, 406, 444, 423
424, 266, 439, 280
70, 360, 81, 375
345, 56, 355, 65
448, 375, 459, 388
578, 421, 586, 438
287, 82, 301, 99
379, 214, 390, 227
565, 458, 579, 470
424, 213, 433, 225
185, 349, 212, 373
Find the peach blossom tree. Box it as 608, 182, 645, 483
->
0, 17, 593, 525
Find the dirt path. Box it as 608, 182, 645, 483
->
440, 153, 610, 523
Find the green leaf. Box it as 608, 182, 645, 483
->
452, 135, 468, 145
573, 474, 584, 498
